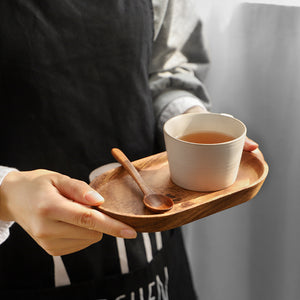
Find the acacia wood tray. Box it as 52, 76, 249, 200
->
90, 151, 268, 232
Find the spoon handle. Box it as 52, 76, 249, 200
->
111, 148, 153, 195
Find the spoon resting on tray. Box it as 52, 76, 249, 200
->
111, 148, 174, 213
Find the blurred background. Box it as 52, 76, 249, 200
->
183, 1, 300, 299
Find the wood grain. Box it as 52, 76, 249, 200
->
90, 151, 269, 232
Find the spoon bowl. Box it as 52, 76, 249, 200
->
111, 148, 174, 213
142, 193, 174, 213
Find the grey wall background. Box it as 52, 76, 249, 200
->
183, 2, 300, 300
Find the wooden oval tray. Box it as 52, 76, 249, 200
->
90, 151, 268, 232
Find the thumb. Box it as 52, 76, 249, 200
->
52, 174, 104, 206
244, 137, 259, 152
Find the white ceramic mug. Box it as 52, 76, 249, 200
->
163, 113, 247, 191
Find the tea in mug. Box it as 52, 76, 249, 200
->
179, 131, 234, 144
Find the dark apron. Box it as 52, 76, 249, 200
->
1, 230, 196, 299
0, 1, 197, 299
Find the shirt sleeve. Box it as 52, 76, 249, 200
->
0, 167, 17, 245
151, 0, 211, 128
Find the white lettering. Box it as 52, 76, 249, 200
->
148, 281, 155, 300
113, 266, 169, 300
139, 287, 144, 300
156, 267, 169, 300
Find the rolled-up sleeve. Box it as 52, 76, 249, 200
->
150, 0, 211, 129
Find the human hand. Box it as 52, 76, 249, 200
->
184, 106, 259, 152
0, 169, 137, 256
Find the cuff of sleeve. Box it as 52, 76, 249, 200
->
0, 220, 14, 245
154, 90, 205, 117
0, 167, 18, 185
0, 167, 17, 245
155, 90, 207, 131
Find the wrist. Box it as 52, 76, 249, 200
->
0, 171, 20, 221
184, 105, 208, 114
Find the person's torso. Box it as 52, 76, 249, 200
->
0, 1, 197, 299
0, 0, 156, 182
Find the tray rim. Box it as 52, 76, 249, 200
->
90, 151, 269, 223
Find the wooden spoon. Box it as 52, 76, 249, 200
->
111, 148, 174, 213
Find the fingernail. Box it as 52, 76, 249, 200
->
249, 141, 259, 151
85, 190, 104, 204
120, 229, 137, 239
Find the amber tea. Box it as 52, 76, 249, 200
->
179, 131, 235, 144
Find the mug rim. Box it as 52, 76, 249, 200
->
163, 112, 247, 146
